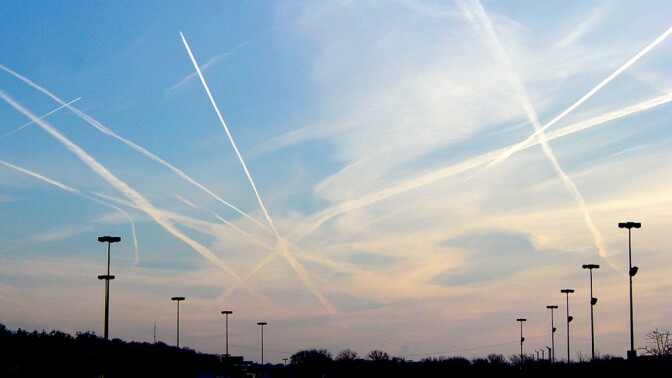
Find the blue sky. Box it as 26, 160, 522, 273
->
1, 0, 672, 363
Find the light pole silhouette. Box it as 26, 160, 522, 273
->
619, 221, 641, 360
517, 318, 526, 369
582, 264, 600, 361
221, 310, 233, 356
547, 305, 558, 363
257, 322, 267, 365
546, 346, 551, 362
97, 235, 121, 341
561, 289, 575, 363
172, 297, 185, 348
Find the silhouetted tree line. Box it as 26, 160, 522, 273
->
3, 324, 672, 378
0, 323, 229, 377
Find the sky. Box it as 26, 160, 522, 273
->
1, 0, 672, 364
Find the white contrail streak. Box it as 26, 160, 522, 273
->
295, 93, 672, 243
460, 0, 607, 258
0, 90, 256, 294
176, 194, 276, 251
294, 22, 672, 243
0, 63, 269, 234
180, 31, 337, 314
179, 31, 279, 235
483, 23, 672, 170
1, 97, 81, 139
0, 159, 140, 265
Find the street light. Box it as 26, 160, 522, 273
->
97, 235, 121, 341
546, 305, 558, 363
561, 289, 575, 363
257, 322, 267, 365
221, 310, 233, 357
619, 221, 641, 360
517, 318, 526, 369
582, 264, 600, 361
172, 297, 185, 348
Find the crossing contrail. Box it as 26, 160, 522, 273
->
175, 194, 276, 251
0, 90, 258, 295
482, 23, 672, 171
460, 0, 607, 258
293, 21, 672, 244
295, 93, 672, 243
1, 97, 81, 139
0, 159, 140, 265
180, 31, 337, 314
0, 63, 269, 235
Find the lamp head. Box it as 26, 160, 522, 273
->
630, 266, 639, 276
171, 296, 185, 301
546, 305, 558, 309
98, 236, 121, 243
257, 322, 267, 326
561, 289, 575, 294
222, 310, 233, 315
582, 264, 600, 269
618, 222, 641, 229
591, 297, 598, 305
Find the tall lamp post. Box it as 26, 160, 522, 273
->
517, 318, 526, 369
560, 289, 575, 363
582, 264, 600, 361
546, 305, 558, 363
97, 236, 121, 341
172, 297, 186, 348
257, 322, 267, 365
221, 310, 233, 356
619, 221, 641, 360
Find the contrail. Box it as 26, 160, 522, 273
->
180, 31, 337, 314
294, 21, 672, 243
1, 97, 81, 139
295, 93, 672, 243
0, 159, 140, 265
482, 23, 672, 171
0, 90, 257, 294
176, 194, 276, 251
179, 31, 279, 235
0, 63, 269, 234
460, 0, 607, 258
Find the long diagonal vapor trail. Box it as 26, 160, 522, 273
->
180, 31, 337, 314
1, 97, 81, 139
0, 159, 140, 265
461, 0, 607, 259
294, 93, 672, 244
294, 23, 672, 244
0, 63, 269, 235
482, 23, 672, 171
0, 90, 259, 295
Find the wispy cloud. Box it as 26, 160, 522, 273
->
0, 90, 259, 297
0, 159, 139, 262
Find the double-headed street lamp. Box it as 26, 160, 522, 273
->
97, 236, 121, 341
582, 264, 600, 361
619, 221, 641, 360
560, 289, 574, 363
546, 305, 558, 363
221, 310, 233, 357
257, 322, 267, 365
517, 318, 526, 369
172, 297, 186, 348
